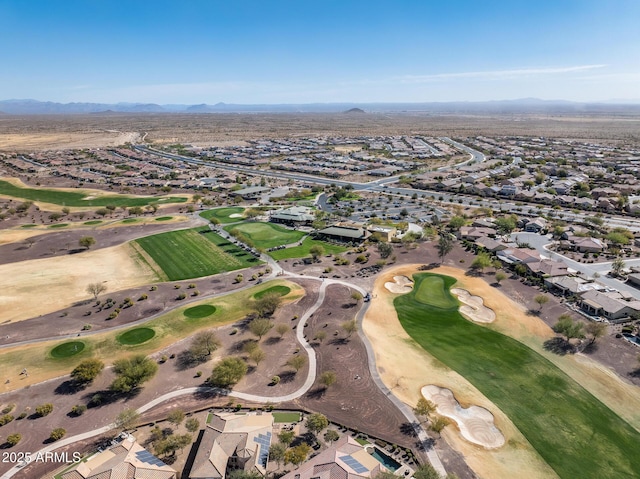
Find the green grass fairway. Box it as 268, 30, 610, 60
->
50, 341, 85, 358
121, 218, 139, 224
83, 220, 102, 225
200, 207, 245, 224
395, 273, 640, 479
224, 222, 305, 250
254, 285, 291, 299
272, 412, 301, 423
155, 216, 173, 221
135, 227, 261, 281
184, 305, 217, 319
0, 180, 187, 207
268, 237, 348, 260
20, 223, 37, 228
414, 275, 458, 309
117, 327, 155, 345
48, 223, 69, 228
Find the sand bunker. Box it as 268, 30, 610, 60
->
384, 275, 414, 294
451, 288, 496, 323
422, 385, 505, 449
229, 213, 244, 218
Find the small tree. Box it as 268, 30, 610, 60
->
534, 294, 549, 311
414, 397, 436, 419
429, 415, 451, 436
350, 292, 363, 304
553, 314, 585, 341
185, 417, 200, 433
35, 403, 54, 417
167, 409, 185, 427
249, 318, 274, 341
209, 357, 248, 387
49, 428, 66, 441
611, 257, 626, 276
437, 234, 454, 264
71, 358, 104, 384
110, 355, 158, 393
324, 429, 340, 444
341, 319, 358, 338
309, 244, 325, 262
305, 413, 329, 434
269, 442, 287, 466
252, 293, 282, 318
278, 430, 295, 446
319, 371, 337, 389
115, 408, 140, 431
189, 331, 221, 360
413, 463, 442, 479
275, 323, 290, 338
79, 236, 96, 250
235, 274, 244, 283
314, 330, 327, 343
584, 321, 607, 346
471, 252, 492, 273
287, 355, 307, 373
284, 443, 311, 466
86, 282, 107, 300
5, 434, 21, 447
495, 271, 507, 285
377, 242, 393, 259
249, 347, 266, 366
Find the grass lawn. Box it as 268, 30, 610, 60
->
254, 285, 291, 299
155, 216, 173, 221
0, 280, 304, 387
83, 220, 103, 225
200, 207, 245, 224
134, 227, 261, 281
48, 223, 69, 228
121, 218, 139, 224
224, 222, 306, 250
0, 180, 187, 207
184, 305, 217, 319
50, 341, 85, 358
20, 223, 38, 228
116, 327, 156, 345
395, 273, 640, 479
269, 237, 348, 260
272, 412, 301, 423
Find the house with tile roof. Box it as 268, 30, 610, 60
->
60, 434, 175, 479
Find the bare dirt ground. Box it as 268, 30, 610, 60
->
1, 113, 639, 152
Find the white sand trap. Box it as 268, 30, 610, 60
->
384, 275, 414, 294
422, 385, 505, 449
451, 288, 496, 323
229, 213, 244, 218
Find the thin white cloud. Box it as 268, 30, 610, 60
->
397, 65, 607, 83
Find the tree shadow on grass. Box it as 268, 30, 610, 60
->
543, 337, 574, 356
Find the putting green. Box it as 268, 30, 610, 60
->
48, 223, 69, 229
413, 275, 457, 308
83, 220, 103, 225
50, 341, 85, 358
121, 218, 139, 224
254, 285, 291, 299
184, 304, 217, 319
20, 224, 38, 228
117, 328, 156, 345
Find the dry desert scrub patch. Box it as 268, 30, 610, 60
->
0, 228, 45, 245
363, 264, 557, 479
0, 243, 156, 323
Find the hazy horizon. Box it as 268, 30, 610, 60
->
1, 0, 639, 104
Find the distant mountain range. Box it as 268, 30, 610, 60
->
1, 98, 640, 115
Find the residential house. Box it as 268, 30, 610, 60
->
61, 434, 176, 479
524, 217, 547, 233
190, 412, 274, 479
578, 290, 640, 321
526, 259, 569, 278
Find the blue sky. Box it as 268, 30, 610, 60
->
1, 0, 638, 104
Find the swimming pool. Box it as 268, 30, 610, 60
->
369, 447, 401, 471
622, 333, 640, 346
